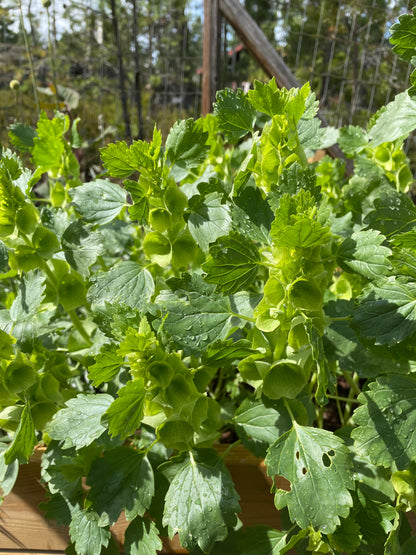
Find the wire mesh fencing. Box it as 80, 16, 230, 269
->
1, 0, 415, 151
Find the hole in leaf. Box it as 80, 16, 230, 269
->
328, 449, 335, 457
302, 467, 307, 475
295, 451, 300, 459
274, 475, 291, 492
322, 453, 332, 467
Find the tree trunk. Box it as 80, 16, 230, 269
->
131, 0, 144, 139
110, 0, 132, 140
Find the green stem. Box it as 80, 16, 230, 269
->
335, 394, 345, 427
46, 6, 59, 109
342, 372, 361, 423
219, 439, 242, 461
342, 370, 361, 396
38, 258, 58, 287
213, 367, 225, 398
68, 310, 92, 345
230, 312, 256, 323
326, 394, 360, 404
17, 0, 39, 115
316, 406, 324, 429
283, 398, 297, 423
144, 438, 158, 454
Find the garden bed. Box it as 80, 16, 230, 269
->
0, 445, 280, 554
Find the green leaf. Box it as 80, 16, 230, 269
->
70, 179, 127, 225
265, 423, 354, 534
62, 221, 105, 277
232, 185, 274, 243
337, 229, 392, 279
275, 162, 321, 203
0, 330, 15, 360
202, 232, 261, 294
41, 444, 83, 500
6, 270, 53, 349
4, 402, 37, 464
69, 509, 111, 555
327, 514, 361, 553
124, 517, 162, 555
156, 278, 249, 356
161, 449, 240, 552
238, 525, 308, 555
202, 338, 257, 366
368, 92, 416, 146
234, 397, 301, 458
338, 125, 368, 157
87, 447, 154, 526
0, 443, 19, 497
87, 261, 155, 311
0, 240, 8, 273
100, 141, 139, 179
40, 491, 79, 527
298, 119, 338, 151
247, 78, 287, 117
124, 179, 149, 223
389, 8, 416, 62
352, 278, 416, 346
324, 300, 408, 379
46, 394, 113, 449
8, 123, 37, 153
105, 379, 145, 439
165, 118, 209, 180
352, 375, 416, 470
392, 247, 416, 281
364, 191, 416, 237
214, 88, 256, 143
31, 112, 66, 175
187, 192, 232, 252
271, 191, 331, 249
87, 344, 123, 387
9, 270, 44, 322
100, 136, 159, 179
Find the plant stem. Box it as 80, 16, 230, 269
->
213, 367, 224, 398
335, 394, 344, 426
144, 438, 158, 454
316, 405, 324, 429
342, 370, 361, 396
38, 259, 58, 287
326, 394, 360, 404
283, 398, 297, 423
68, 310, 92, 345
17, 0, 40, 115
219, 439, 242, 461
342, 372, 361, 423
46, 5, 60, 109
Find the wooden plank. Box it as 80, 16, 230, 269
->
202, 0, 220, 115
219, 0, 298, 90
0, 445, 278, 554
218, 0, 350, 170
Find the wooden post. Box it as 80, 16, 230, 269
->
218, 0, 299, 90
202, 0, 220, 115
218, 0, 349, 168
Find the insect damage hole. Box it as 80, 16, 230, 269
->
302, 467, 307, 475
322, 451, 334, 467
295, 451, 300, 459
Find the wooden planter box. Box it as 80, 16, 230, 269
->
0, 445, 280, 554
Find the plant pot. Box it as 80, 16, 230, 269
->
0, 444, 279, 554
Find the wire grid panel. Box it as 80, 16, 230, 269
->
274, 0, 414, 127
